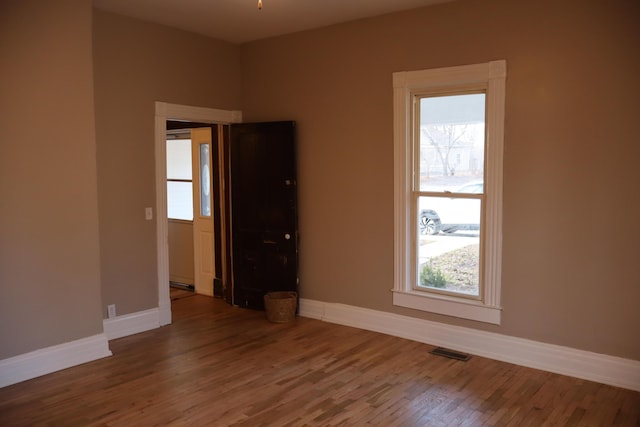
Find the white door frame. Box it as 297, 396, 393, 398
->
154, 102, 242, 326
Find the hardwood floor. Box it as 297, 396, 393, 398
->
170, 286, 196, 301
1, 295, 638, 426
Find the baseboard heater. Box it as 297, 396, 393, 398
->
430, 347, 471, 361
169, 281, 194, 291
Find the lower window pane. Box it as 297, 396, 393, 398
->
417, 197, 481, 296
167, 181, 193, 220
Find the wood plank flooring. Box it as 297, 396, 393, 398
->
1, 295, 638, 426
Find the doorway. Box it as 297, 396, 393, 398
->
165, 123, 217, 298
154, 102, 242, 326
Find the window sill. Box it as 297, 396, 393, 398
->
168, 218, 194, 224
392, 290, 501, 325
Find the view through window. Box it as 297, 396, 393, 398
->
416, 93, 485, 298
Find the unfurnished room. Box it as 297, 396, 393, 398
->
0, 0, 639, 425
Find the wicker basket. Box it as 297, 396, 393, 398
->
264, 291, 297, 323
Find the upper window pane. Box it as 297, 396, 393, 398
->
419, 94, 485, 192
166, 139, 192, 180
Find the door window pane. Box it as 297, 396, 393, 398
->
199, 143, 211, 217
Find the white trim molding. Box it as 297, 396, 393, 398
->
154, 102, 242, 326
299, 298, 640, 392
103, 308, 161, 341
0, 335, 112, 388
392, 290, 501, 325
155, 102, 242, 124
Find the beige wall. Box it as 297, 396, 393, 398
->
0, 0, 103, 358
240, 0, 640, 360
168, 221, 194, 285
92, 10, 242, 316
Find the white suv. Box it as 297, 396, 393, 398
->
419, 181, 482, 235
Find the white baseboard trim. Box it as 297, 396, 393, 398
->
0, 334, 112, 388
299, 298, 640, 392
103, 308, 161, 340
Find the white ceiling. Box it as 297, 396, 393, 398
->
93, 0, 453, 44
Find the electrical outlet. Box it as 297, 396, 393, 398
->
145, 207, 153, 220
107, 304, 116, 319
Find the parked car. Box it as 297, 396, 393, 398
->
419, 181, 482, 235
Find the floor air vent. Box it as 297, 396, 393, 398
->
430, 347, 471, 361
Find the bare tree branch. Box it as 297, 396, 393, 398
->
423, 124, 469, 176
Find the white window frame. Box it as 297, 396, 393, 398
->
392, 60, 506, 324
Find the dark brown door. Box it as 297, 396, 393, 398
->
230, 121, 298, 310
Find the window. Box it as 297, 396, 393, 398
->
198, 143, 211, 217
166, 136, 193, 221
392, 61, 506, 324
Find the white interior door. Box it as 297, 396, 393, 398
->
191, 127, 215, 296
